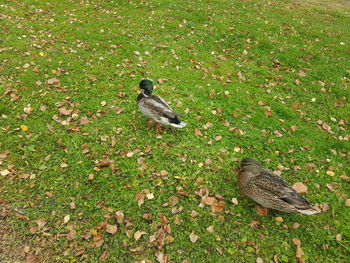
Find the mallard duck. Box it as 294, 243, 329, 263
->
237, 158, 318, 215
137, 79, 186, 132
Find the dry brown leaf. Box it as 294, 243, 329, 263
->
134, 230, 146, 241
36, 218, 46, 228
265, 110, 273, 117
142, 213, 152, 221
92, 234, 104, 248
189, 231, 199, 243
293, 182, 308, 194
79, 117, 89, 125
26, 254, 36, 263
169, 196, 179, 206
141, 162, 148, 170
165, 235, 174, 243
215, 135, 222, 141
212, 201, 225, 213
115, 210, 124, 223
190, 210, 198, 218
100, 250, 109, 260
196, 177, 203, 184
345, 199, 350, 207
47, 78, 59, 85
59, 107, 72, 116
203, 196, 216, 206
160, 170, 168, 176
292, 238, 301, 246
67, 229, 76, 240
156, 252, 168, 263
256, 204, 268, 216
206, 225, 214, 233
194, 128, 203, 137
106, 224, 118, 234
157, 78, 168, 84
325, 184, 336, 192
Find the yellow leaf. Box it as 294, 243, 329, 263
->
275, 216, 284, 222
39, 52, 45, 56
20, 125, 28, 131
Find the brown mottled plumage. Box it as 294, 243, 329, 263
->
237, 158, 318, 215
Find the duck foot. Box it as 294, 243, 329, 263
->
255, 204, 268, 216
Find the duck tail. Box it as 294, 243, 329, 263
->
170, 121, 187, 128
297, 206, 320, 215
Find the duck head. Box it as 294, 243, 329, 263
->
139, 79, 154, 96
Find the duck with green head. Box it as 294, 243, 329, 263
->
137, 79, 186, 132
237, 157, 319, 215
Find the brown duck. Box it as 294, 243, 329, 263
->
237, 158, 318, 215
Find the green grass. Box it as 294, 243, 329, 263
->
1, 0, 349, 262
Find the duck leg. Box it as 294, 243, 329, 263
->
156, 123, 163, 134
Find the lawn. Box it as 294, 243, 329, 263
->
0, 0, 349, 262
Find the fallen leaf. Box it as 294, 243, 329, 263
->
275, 217, 283, 223
204, 196, 216, 206
190, 210, 198, 218
146, 193, 155, 199
231, 198, 238, 205
59, 107, 72, 116
325, 184, 336, 192
100, 250, 109, 260
126, 152, 134, 158
206, 225, 214, 233
169, 196, 179, 206
157, 78, 168, 84
67, 229, 76, 240
106, 224, 118, 234
20, 125, 28, 131
189, 232, 199, 243
215, 135, 222, 141
345, 199, 350, 207
47, 78, 59, 85
63, 214, 70, 224
194, 128, 203, 136
79, 117, 89, 125
256, 204, 268, 216
115, 210, 124, 223
160, 170, 168, 176
335, 234, 342, 241
69, 201, 75, 209
92, 234, 104, 248
26, 254, 36, 263
0, 169, 10, 176
326, 170, 335, 177
156, 252, 168, 263
36, 218, 46, 228
134, 230, 146, 241
142, 213, 152, 221
293, 182, 308, 194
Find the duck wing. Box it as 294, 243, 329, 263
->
248, 170, 312, 207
